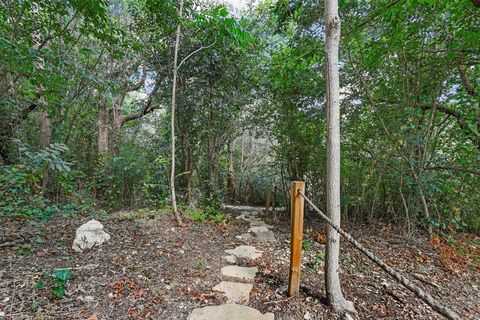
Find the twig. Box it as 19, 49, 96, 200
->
413, 273, 440, 288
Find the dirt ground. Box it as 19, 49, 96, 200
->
0, 207, 479, 319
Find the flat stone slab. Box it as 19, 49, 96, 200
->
248, 226, 272, 233
236, 212, 257, 219
250, 220, 268, 227
223, 255, 237, 263
187, 304, 274, 320
255, 230, 276, 242
213, 281, 253, 303
221, 265, 258, 281
236, 233, 254, 241
236, 212, 262, 223
225, 245, 263, 260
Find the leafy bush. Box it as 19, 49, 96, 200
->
183, 205, 226, 223
0, 143, 91, 219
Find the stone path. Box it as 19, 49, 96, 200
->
188, 210, 275, 320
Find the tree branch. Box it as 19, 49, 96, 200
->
123, 66, 147, 92
417, 103, 480, 141
424, 165, 480, 175
118, 77, 162, 125
177, 40, 217, 70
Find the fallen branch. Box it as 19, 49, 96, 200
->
413, 273, 440, 288
0, 241, 24, 248
298, 190, 460, 320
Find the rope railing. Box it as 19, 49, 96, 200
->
297, 189, 460, 320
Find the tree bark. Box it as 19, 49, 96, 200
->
38, 110, 52, 196
38, 110, 51, 148
226, 140, 235, 202
324, 0, 355, 313
97, 98, 109, 155
170, 0, 184, 225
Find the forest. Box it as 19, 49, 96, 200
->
0, 0, 479, 319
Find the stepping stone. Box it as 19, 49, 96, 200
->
236, 212, 262, 223
187, 304, 274, 320
236, 233, 254, 241
255, 230, 276, 242
236, 212, 258, 219
213, 281, 253, 303
250, 220, 267, 227
248, 226, 272, 233
221, 265, 258, 281
223, 255, 237, 263
225, 245, 263, 260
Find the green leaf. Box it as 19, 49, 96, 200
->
35, 280, 46, 289
52, 286, 65, 298
53, 268, 71, 282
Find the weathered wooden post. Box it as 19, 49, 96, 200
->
288, 181, 305, 297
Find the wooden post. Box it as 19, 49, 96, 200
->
288, 181, 305, 297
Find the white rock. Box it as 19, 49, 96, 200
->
72, 220, 110, 252
304, 312, 311, 320
188, 304, 274, 320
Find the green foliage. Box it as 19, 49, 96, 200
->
0, 143, 74, 218
196, 261, 205, 269
258, 0, 480, 232
35, 268, 71, 299
302, 239, 312, 251
183, 205, 225, 224
1, 0, 478, 236
311, 251, 325, 270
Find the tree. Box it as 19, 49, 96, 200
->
324, 0, 354, 313
170, 0, 184, 225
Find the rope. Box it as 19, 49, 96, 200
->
298, 190, 460, 320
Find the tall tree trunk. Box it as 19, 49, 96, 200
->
184, 134, 194, 206
324, 0, 355, 313
170, 0, 183, 225
97, 98, 109, 155
38, 110, 52, 196
226, 140, 235, 202
38, 110, 51, 148
111, 93, 126, 155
